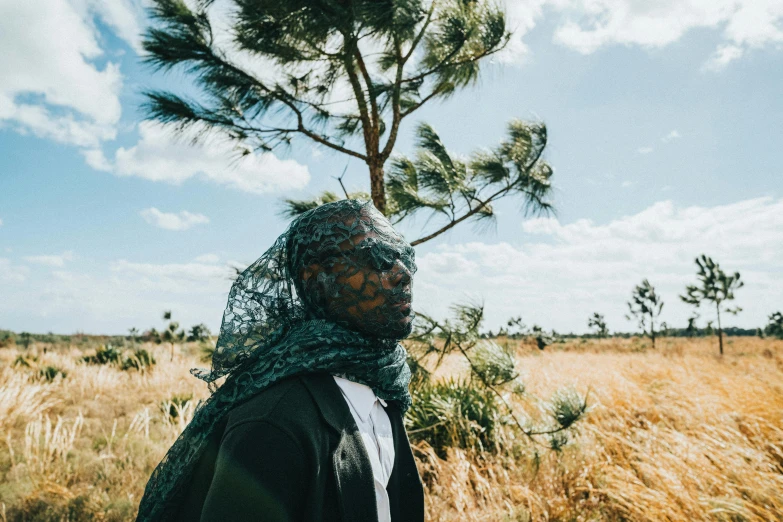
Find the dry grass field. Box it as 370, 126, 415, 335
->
1, 336, 782, 521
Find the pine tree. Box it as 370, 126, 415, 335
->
143, 0, 553, 236
681, 255, 743, 355
587, 312, 608, 338
626, 279, 664, 349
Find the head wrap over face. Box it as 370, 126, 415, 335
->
137, 200, 416, 522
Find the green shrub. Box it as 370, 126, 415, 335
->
38, 366, 67, 382
82, 344, 122, 365
406, 378, 503, 458
82, 345, 156, 372
162, 393, 194, 420
13, 354, 37, 368
121, 348, 156, 371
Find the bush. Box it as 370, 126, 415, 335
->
13, 354, 36, 368
406, 378, 503, 458
83, 345, 156, 372
38, 365, 67, 382
121, 348, 156, 371
161, 393, 193, 420
82, 344, 122, 365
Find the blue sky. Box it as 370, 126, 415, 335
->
1, 0, 781, 335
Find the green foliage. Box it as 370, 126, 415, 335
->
142, 0, 511, 211
626, 279, 664, 348
280, 119, 553, 247
82, 344, 123, 365
764, 311, 783, 340
680, 254, 743, 354
408, 301, 587, 455
186, 323, 212, 342
161, 393, 194, 420
13, 354, 36, 368
588, 312, 609, 338
83, 345, 156, 372
38, 365, 67, 382
0, 329, 16, 347
121, 348, 157, 372
406, 377, 502, 458
471, 341, 517, 386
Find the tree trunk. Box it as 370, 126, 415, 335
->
716, 305, 723, 356
649, 314, 656, 349
369, 162, 386, 214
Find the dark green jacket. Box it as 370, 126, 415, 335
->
172, 373, 425, 522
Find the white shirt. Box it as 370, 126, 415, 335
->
332, 376, 395, 522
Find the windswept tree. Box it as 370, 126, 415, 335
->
587, 312, 608, 338
680, 255, 743, 355
143, 0, 514, 214
626, 279, 664, 349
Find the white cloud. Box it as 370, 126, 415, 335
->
662, 130, 682, 142
110, 259, 233, 284
637, 146, 654, 154
497, 0, 550, 63
91, 122, 311, 194
703, 44, 745, 71
0, 258, 234, 333
195, 253, 221, 264
0, 218, 3, 227
548, 0, 783, 69
0, 0, 143, 149
621, 181, 635, 187
140, 208, 210, 231
415, 197, 783, 333
0, 258, 29, 283
23, 251, 75, 267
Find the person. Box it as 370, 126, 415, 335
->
136, 200, 425, 522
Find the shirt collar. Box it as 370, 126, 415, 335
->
332, 375, 386, 422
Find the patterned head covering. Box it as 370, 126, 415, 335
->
137, 200, 416, 521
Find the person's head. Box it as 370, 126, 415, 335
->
287, 200, 416, 340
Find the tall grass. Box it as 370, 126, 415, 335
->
0, 336, 781, 521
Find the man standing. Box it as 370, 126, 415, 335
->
137, 201, 425, 522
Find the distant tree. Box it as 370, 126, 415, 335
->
587, 312, 608, 338
505, 316, 526, 339
626, 279, 664, 349
161, 310, 184, 361
128, 327, 140, 347
680, 255, 743, 355
19, 332, 32, 350
764, 311, 783, 340
187, 323, 212, 343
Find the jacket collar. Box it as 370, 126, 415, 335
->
299, 373, 356, 433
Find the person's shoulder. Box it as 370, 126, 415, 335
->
223, 372, 335, 436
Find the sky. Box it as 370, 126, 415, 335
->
1, 0, 781, 336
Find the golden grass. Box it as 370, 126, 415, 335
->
1, 336, 782, 521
